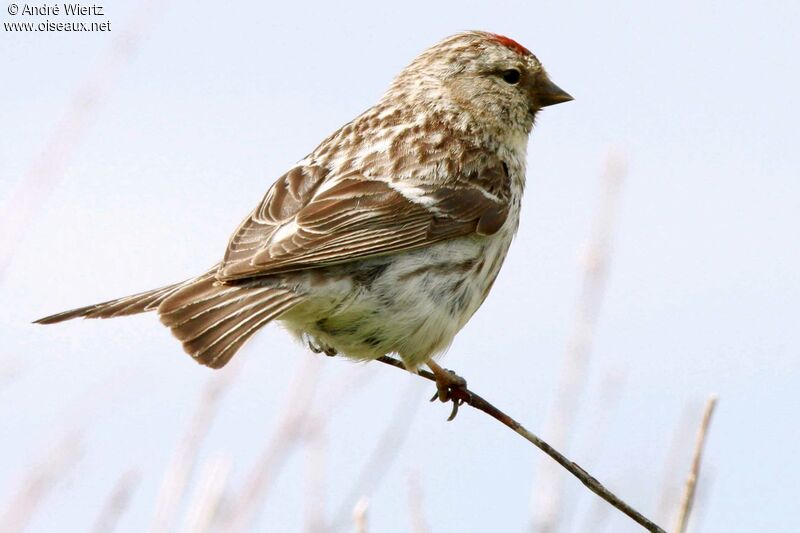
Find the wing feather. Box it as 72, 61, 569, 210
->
218, 159, 510, 281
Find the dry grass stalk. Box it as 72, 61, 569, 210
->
0, 355, 22, 392
221, 362, 373, 532
90, 469, 140, 533
407, 471, 431, 533
685, 469, 715, 533
673, 396, 718, 533
656, 406, 699, 524
577, 371, 626, 466
571, 370, 626, 533
352, 497, 369, 533
149, 365, 240, 533
329, 380, 423, 530
303, 418, 328, 533
0, 433, 83, 532
178, 455, 231, 533
222, 356, 322, 533
0, 0, 169, 281
531, 153, 627, 533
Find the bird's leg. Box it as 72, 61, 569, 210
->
425, 360, 470, 421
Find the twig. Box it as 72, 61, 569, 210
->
375, 356, 667, 533
673, 396, 718, 533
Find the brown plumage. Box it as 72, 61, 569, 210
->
36, 31, 572, 371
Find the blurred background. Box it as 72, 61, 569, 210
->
1, 0, 798, 531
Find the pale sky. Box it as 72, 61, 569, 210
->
1, 1, 799, 532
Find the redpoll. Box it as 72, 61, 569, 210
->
37, 31, 572, 389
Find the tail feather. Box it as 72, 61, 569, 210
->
205, 296, 299, 367
35, 269, 302, 368
158, 278, 300, 368
158, 284, 243, 332
163, 287, 275, 342
33, 278, 198, 324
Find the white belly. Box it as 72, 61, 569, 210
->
280, 228, 515, 369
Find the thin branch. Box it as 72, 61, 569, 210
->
374, 356, 667, 533
673, 396, 718, 533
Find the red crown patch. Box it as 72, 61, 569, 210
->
491, 34, 532, 57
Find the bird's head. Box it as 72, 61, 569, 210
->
388, 31, 572, 137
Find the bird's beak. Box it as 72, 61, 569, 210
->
537, 78, 573, 107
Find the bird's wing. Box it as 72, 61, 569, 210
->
217, 161, 510, 281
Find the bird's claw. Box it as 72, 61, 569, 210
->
429, 394, 464, 421
323, 346, 337, 357
428, 369, 469, 421
308, 340, 324, 354
305, 335, 337, 357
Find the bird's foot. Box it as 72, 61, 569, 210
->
425, 360, 470, 421
305, 335, 337, 357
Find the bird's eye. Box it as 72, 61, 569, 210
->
502, 69, 521, 84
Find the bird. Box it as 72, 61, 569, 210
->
36, 31, 572, 401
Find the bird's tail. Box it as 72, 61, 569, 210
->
158, 275, 301, 368
34, 276, 198, 324
35, 269, 302, 369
